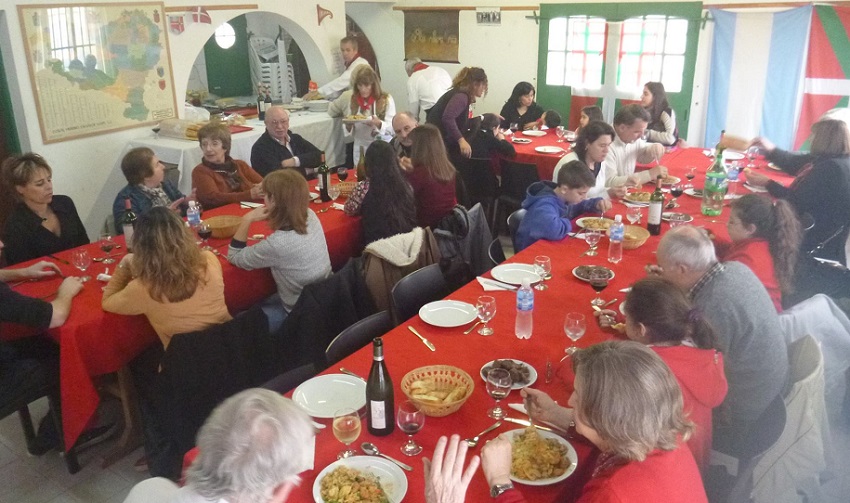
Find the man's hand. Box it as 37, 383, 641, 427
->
608, 186, 627, 199
480, 434, 513, 487
399, 156, 413, 173
56, 276, 84, 299
595, 199, 612, 213
750, 137, 776, 154
424, 435, 480, 503
281, 158, 298, 169
649, 164, 668, 180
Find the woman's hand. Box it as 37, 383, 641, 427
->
22, 260, 61, 279
244, 206, 269, 223
249, 184, 264, 200
399, 156, 413, 173
168, 197, 186, 211
480, 434, 513, 487
593, 309, 618, 328
595, 199, 612, 213
458, 138, 472, 158
520, 388, 559, 424
744, 169, 770, 187
370, 115, 382, 128
750, 136, 775, 153
424, 435, 480, 503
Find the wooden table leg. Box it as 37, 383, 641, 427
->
100, 366, 144, 468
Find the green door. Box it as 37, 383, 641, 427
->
536, 3, 701, 139
204, 15, 252, 98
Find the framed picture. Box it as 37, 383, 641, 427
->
404, 10, 460, 64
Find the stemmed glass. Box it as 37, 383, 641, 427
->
486, 368, 512, 419
588, 269, 609, 307
337, 167, 349, 182
685, 167, 697, 189
584, 229, 602, 256
99, 233, 116, 264
746, 146, 759, 169
332, 408, 361, 459
71, 249, 91, 282
627, 206, 642, 225
669, 183, 684, 208
476, 295, 496, 336
328, 184, 341, 202
197, 222, 213, 251
509, 122, 519, 135
555, 126, 566, 143
561, 312, 586, 361
533, 255, 551, 291
397, 400, 425, 456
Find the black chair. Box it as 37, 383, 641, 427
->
261, 363, 318, 394
488, 238, 506, 267
456, 157, 499, 223
391, 264, 454, 325
326, 311, 394, 365
491, 160, 539, 234
507, 209, 527, 254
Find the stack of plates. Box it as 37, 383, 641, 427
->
306, 100, 330, 112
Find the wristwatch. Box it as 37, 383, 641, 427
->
490, 482, 515, 498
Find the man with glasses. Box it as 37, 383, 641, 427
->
251, 106, 322, 179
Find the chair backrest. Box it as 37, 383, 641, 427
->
326, 311, 394, 365
456, 157, 498, 200
260, 363, 317, 394
499, 160, 539, 203
391, 263, 453, 325
507, 209, 527, 254
488, 238, 506, 267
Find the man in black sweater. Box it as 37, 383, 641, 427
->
250, 106, 322, 179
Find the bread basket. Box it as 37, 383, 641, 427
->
204, 215, 242, 239
336, 181, 356, 197
621, 225, 650, 250
401, 365, 474, 417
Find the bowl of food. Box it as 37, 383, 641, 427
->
621, 225, 650, 249
401, 365, 474, 417
204, 215, 242, 239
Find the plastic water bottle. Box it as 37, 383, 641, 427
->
727, 162, 740, 198
608, 215, 624, 264
186, 201, 201, 228
515, 279, 533, 339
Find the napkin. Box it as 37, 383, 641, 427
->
332, 203, 345, 210
240, 201, 264, 209
477, 277, 517, 291
97, 273, 112, 282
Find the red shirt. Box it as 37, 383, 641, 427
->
715, 237, 782, 311
406, 165, 456, 229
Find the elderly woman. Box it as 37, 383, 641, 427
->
346, 65, 396, 166
191, 122, 263, 209
1, 153, 89, 265
113, 147, 188, 232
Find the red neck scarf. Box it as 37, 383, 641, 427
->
356, 94, 376, 113
412, 62, 429, 73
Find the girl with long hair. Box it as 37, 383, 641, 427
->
346, 65, 396, 165
641, 81, 678, 146
499, 81, 544, 131
426, 67, 488, 160
405, 124, 457, 228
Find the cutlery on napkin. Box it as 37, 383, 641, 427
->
476, 277, 517, 291
331, 203, 345, 210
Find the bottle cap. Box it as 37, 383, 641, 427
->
614, 214, 622, 222
521, 278, 531, 288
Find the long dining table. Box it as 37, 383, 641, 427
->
258, 147, 794, 502
0, 173, 361, 450
509, 128, 574, 181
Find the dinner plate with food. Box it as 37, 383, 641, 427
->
419, 300, 478, 328
534, 146, 564, 154
575, 217, 615, 231
511, 137, 532, 144
572, 265, 615, 282
313, 457, 407, 503
623, 191, 651, 205
480, 359, 538, 390
661, 212, 694, 223
684, 188, 741, 200
491, 264, 541, 285
342, 115, 374, 124
659, 175, 681, 185
522, 130, 547, 137
505, 428, 577, 486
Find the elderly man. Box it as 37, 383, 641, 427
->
304, 36, 370, 101
654, 226, 788, 451
250, 106, 322, 179
606, 104, 667, 186
405, 57, 452, 121
123, 388, 314, 503
391, 111, 418, 171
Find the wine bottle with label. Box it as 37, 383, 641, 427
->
257, 86, 265, 121
121, 198, 137, 250
318, 153, 331, 202
647, 176, 664, 236
366, 337, 394, 436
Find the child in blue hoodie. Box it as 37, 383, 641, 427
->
514, 160, 612, 251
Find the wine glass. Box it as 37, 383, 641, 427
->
332, 408, 361, 459
397, 400, 425, 456
100, 233, 116, 264
197, 222, 213, 251
746, 146, 759, 169
562, 312, 586, 360
476, 295, 496, 336
584, 229, 602, 256
669, 183, 683, 208
588, 269, 609, 306
328, 184, 341, 202
71, 249, 91, 282
337, 167, 349, 182
509, 122, 519, 135
685, 166, 697, 189
486, 368, 512, 419
533, 255, 551, 291
626, 206, 642, 225
555, 126, 566, 143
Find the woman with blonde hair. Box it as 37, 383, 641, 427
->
228, 169, 331, 326
404, 124, 457, 228
192, 122, 263, 209
346, 65, 396, 165
426, 67, 488, 160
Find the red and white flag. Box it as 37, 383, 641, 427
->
168, 15, 185, 35
188, 6, 211, 24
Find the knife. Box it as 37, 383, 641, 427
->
48, 254, 70, 266
407, 326, 436, 351
503, 417, 567, 434
339, 367, 366, 381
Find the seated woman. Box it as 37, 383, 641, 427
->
714, 194, 800, 311
499, 81, 544, 131
642, 81, 678, 146
113, 147, 188, 233
575, 105, 603, 136
1, 153, 89, 265
346, 65, 396, 166
403, 124, 457, 229
192, 122, 263, 210
596, 278, 728, 471
469, 113, 516, 160
228, 169, 332, 325
552, 120, 634, 199
481, 340, 708, 502
343, 142, 416, 246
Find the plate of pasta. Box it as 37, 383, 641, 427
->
313, 457, 406, 503
506, 428, 577, 486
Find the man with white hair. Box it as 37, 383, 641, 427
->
405, 57, 452, 121
391, 111, 418, 171
654, 226, 788, 451
123, 388, 314, 503
251, 106, 322, 179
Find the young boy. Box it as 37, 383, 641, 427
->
514, 160, 612, 251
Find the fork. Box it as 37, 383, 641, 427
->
317, 207, 331, 214
465, 421, 501, 447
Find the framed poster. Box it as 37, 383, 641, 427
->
404, 10, 460, 64
18, 2, 177, 143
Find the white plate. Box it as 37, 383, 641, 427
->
684, 187, 741, 200
660, 175, 682, 185
571, 265, 615, 282
724, 151, 745, 161
292, 374, 366, 418
309, 191, 320, 200
535, 146, 564, 154
313, 456, 408, 503
622, 195, 650, 206
504, 428, 578, 486
419, 300, 477, 328
744, 182, 768, 193
522, 130, 547, 137
480, 359, 538, 390
575, 217, 615, 230
620, 301, 626, 315
512, 137, 532, 144
342, 117, 374, 124
661, 212, 693, 223
491, 263, 541, 285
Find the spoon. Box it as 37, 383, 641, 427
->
463, 321, 481, 334
361, 442, 413, 471
464, 421, 501, 447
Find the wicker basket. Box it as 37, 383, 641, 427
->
621, 225, 650, 250
401, 365, 474, 417
204, 215, 242, 239
336, 181, 356, 197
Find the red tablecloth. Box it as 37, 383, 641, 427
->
510, 129, 573, 181
1, 174, 361, 447
184, 148, 794, 501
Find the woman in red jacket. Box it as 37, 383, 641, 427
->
404, 124, 457, 229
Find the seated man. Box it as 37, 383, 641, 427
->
250, 106, 322, 179
514, 160, 611, 252
606, 104, 667, 186
391, 111, 418, 170
123, 388, 314, 503
654, 226, 788, 452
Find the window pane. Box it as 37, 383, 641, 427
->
587, 22, 606, 52
616, 16, 689, 94
661, 55, 684, 92
548, 18, 567, 52
665, 19, 688, 54
586, 54, 604, 88
547, 52, 566, 86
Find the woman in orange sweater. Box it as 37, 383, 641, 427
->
191, 122, 263, 209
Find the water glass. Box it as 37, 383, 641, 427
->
476, 295, 496, 336
584, 229, 602, 256
486, 368, 512, 419
332, 408, 361, 459
562, 312, 586, 360
533, 255, 551, 290
746, 146, 759, 169
397, 401, 425, 456
328, 184, 341, 202
71, 249, 91, 282
626, 206, 642, 225
555, 126, 566, 143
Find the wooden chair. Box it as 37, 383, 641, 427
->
390, 264, 453, 326
325, 311, 394, 365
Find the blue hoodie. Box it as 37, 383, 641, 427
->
514, 181, 601, 252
